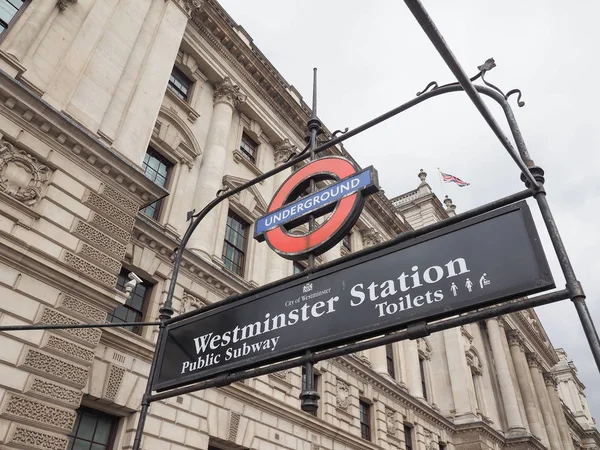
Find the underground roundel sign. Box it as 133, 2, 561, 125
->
254, 157, 379, 260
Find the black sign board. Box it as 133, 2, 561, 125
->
154, 201, 553, 391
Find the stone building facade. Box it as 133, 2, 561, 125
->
0, 1, 597, 450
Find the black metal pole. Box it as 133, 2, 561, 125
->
0, 321, 160, 332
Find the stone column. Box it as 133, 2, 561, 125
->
370, 345, 390, 378
189, 78, 246, 258
265, 139, 295, 283
545, 373, 574, 450
403, 339, 424, 400
527, 354, 563, 450
5, 1, 56, 61
507, 330, 549, 445
443, 328, 478, 423
485, 318, 526, 434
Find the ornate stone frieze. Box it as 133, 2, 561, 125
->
361, 228, 383, 247
273, 139, 296, 166
2, 393, 76, 432
180, 292, 207, 314
8, 425, 69, 450
100, 184, 140, 215
213, 77, 247, 107
78, 242, 121, 273
39, 308, 101, 346
385, 408, 397, 435
20, 349, 89, 387
103, 364, 125, 401
63, 251, 118, 288
89, 212, 131, 243
43, 334, 95, 364
229, 411, 241, 442
25, 377, 83, 407
59, 294, 107, 323
336, 379, 350, 410
0, 141, 50, 206
83, 191, 136, 230
74, 220, 127, 259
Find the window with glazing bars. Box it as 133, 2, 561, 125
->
404, 424, 413, 450
222, 211, 248, 276
359, 400, 371, 441
342, 233, 352, 252
0, 0, 25, 34
168, 66, 192, 101
107, 269, 151, 334
239, 132, 258, 163
141, 148, 172, 220
419, 356, 428, 400
386, 342, 396, 379
68, 407, 119, 450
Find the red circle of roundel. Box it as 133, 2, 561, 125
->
265, 157, 362, 260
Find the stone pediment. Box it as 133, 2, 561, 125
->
153, 107, 202, 168
222, 175, 268, 218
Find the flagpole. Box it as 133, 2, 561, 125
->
436, 167, 446, 199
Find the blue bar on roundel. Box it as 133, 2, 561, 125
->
255, 168, 374, 238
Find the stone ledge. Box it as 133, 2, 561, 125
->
19, 348, 90, 388
25, 376, 83, 408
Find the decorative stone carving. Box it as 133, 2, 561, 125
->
0, 141, 50, 206
385, 408, 397, 435
57, 0, 78, 11
543, 372, 558, 388
361, 228, 383, 247
74, 220, 126, 259
273, 139, 296, 166
83, 191, 136, 230
526, 352, 542, 370
26, 377, 83, 407
59, 294, 107, 323
465, 348, 482, 375
100, 184, 140, 215
21, 349, 89, 387
506, 329, 524, 349
418, 168, 427, 183
271, 370, 289, 380
78, 243, 121, 273
39, 308, 101, 346
103, 365, 125, 400
181, 292, 207, 314
213, 77, 247, 107
8, 426, 69, 450
336, 379, 350, 410
44, 334, 95, 364
3, 393, 76, 432
181, 0, 203, 13
89, 212, 131, 243
63, 252, 118, 288
358, 353, 371, 367
229, 411, 241, 442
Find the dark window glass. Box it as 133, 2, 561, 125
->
239, 132, 258, 163
168, 66, 192, 101
293, 262, 305, 275
141, 148, 172, 220
439, 442, 447, 450
0, 0, 24, 34
359, 400, 371, 441
386, 343, 396, 379
342, 233, 352, 252
107, 269, 151, 334
419, 356, 428, 401
68, 408, 118, 450
222, 211, 248, 276
404, 424, 413, 450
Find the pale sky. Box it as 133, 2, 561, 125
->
218, 0, 600, 418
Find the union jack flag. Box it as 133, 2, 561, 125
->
440, 171, 470, 187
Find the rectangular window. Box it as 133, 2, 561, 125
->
419, 356, 428, 401
168, 66, 192, 102
386, 343, 396, 379
141, 147, 172, 220
439, 442, 447, 450
359, 400, 371, 441
342, 233, 352, 252
222, 211, 248, 276
404, 424, 413, 450
239, 132, 258, 164
107, 269, 151, 334
0, 0, 24, 34
68, 407, 119, 450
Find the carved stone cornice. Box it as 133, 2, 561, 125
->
273, 138, 296, 166
361, 227, 383, 248
213, 77, 246, 107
